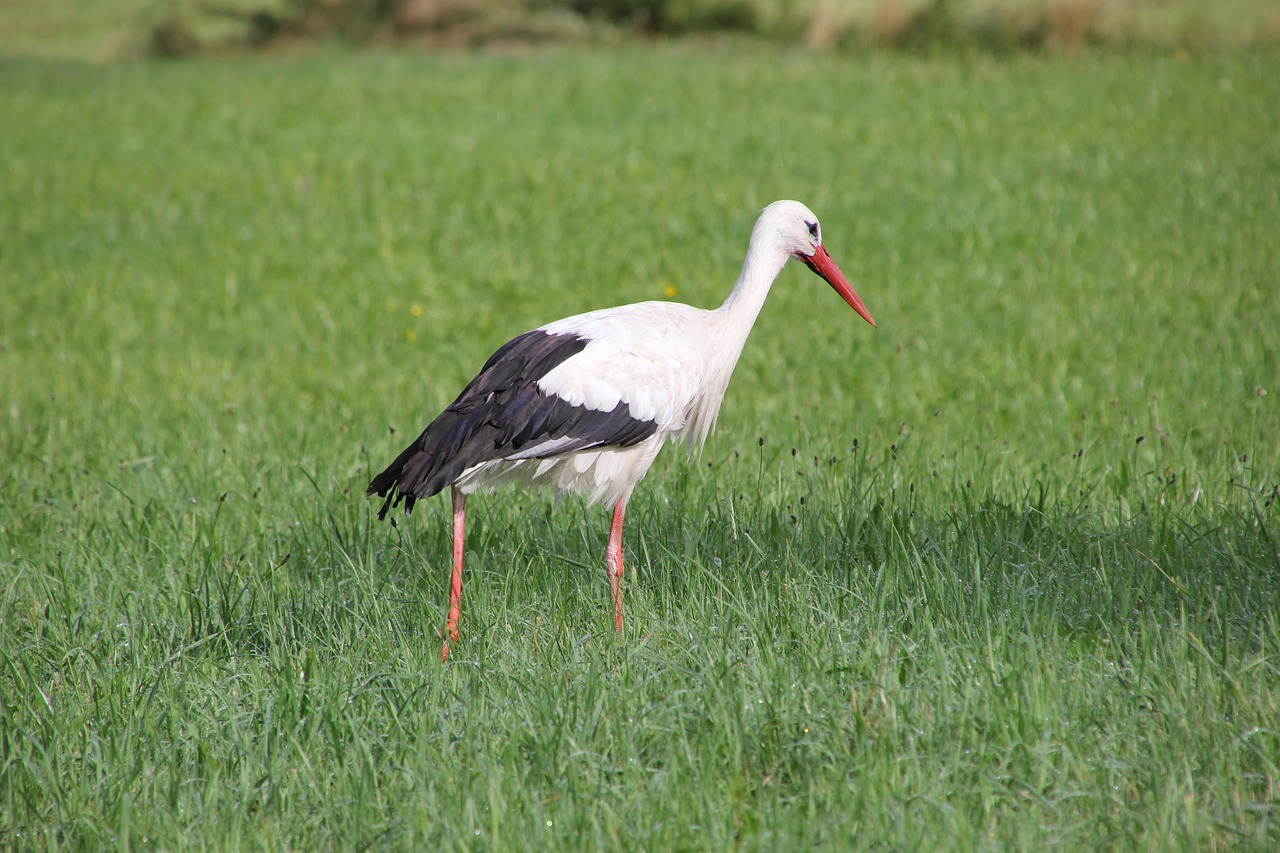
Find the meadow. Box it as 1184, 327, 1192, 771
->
1, 42, 1278, 849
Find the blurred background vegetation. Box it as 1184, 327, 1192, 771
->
1, 0, 1277, 60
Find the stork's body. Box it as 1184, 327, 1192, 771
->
368, 201, 876, 659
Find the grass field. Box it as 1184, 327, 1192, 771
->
2, 42, 1279, 850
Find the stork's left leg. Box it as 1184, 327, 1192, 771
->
441, 486, 466, 662
606, 497, 628, 631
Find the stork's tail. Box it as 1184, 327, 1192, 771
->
367, 441, 424, 520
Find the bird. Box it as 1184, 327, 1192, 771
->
367, 200, 876, 660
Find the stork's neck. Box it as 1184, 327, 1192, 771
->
713, 235, 790, 346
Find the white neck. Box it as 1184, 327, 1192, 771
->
713, 230, 791, 353
677, 223, 794, 451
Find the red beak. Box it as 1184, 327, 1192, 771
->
800, 244, 876, 328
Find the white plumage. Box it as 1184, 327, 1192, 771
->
368, 200, 876, 659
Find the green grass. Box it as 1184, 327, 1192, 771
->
2, 45, 1279, 849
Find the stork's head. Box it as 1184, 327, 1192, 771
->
756, 200, 877, 328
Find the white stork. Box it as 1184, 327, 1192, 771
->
368, 200, 876, 659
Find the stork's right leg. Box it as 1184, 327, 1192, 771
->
441, 486, 466, 661
605, 496, 628, 632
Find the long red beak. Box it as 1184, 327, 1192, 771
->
800, 245, 876, 328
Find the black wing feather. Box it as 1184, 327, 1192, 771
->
368, 330, 659, 519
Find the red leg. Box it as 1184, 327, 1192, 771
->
441, 486, 466, 661
606, 497, 628, 632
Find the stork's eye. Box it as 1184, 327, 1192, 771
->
806, 221, 819, 240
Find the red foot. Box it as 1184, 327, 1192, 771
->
439, 624, 460, 661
